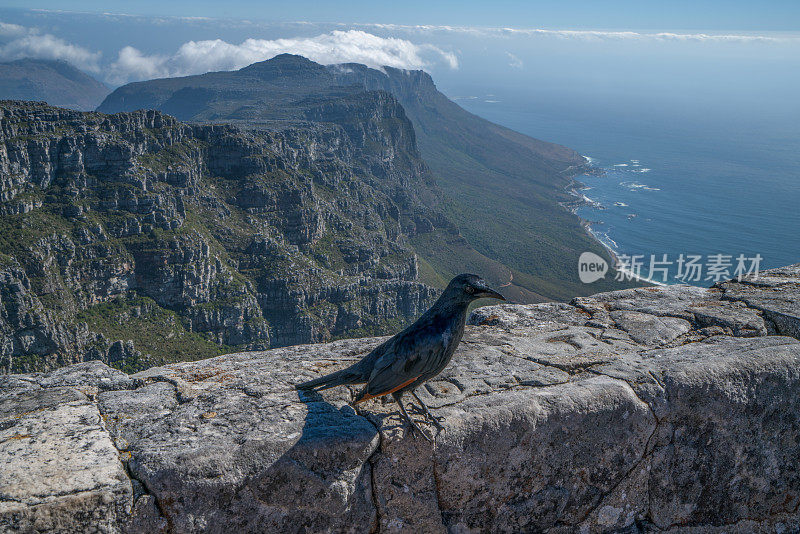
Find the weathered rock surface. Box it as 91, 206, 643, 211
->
0, 384, 132, 533
717, 264, 800, 339
2, 265, 800, 533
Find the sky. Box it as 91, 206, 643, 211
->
1, 1, 800, 30
2, 4, 799, 90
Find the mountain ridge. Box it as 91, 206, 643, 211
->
0, 58, 110, 111
99, 54, 638, 300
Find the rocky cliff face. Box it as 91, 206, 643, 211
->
2, 265, 799, 533
0, 99, 443, 373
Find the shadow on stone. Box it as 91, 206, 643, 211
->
217, 388, 381, 532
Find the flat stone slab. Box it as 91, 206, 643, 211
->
717, 264, 800, 339
103, 331, 800, 534
609, 310, 692, 346
0, 385, 132, 533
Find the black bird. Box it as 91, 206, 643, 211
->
296, 274, 505, 439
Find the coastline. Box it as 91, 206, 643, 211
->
565, 156, 663, 287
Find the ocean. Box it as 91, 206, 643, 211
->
449, 88, 800, 286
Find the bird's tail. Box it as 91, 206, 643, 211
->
295, 366, 363, 392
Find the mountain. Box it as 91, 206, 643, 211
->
0, 98, 447, 373
99, 54, 637, 300
0, 58, 110, 111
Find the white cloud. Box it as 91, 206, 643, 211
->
0, 21, 101, 72
359, 23, 800, 44
506, 52, 523, 69
111, 46, 169, 82
108, 30, 458, 85
0, 22, 28, 39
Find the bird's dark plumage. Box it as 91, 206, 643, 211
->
296, 274, 505, 438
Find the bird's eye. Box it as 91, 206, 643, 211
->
465, 286, 475, 294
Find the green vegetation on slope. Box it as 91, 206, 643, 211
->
0, 100, 442, 373
76, 295, 229, 373
379, 73, 641, 300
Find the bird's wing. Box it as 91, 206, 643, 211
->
355, 322, 447, 402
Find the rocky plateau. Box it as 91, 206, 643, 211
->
1, 264, 799, 533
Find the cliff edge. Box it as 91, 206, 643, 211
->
2, 264, 799, 533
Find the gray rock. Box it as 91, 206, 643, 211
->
34, 360, 140, 393
610, 310, 692, 346
0, 100, 443, 374
718, 264, 800, 340
572, 284, 714, 321
689, 300, 768, 337
0, 386, 132, 533
3, 266, 800, 532
468, 302, 590, 329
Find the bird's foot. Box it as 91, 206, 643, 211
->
405, 419, 433, 442
426, 415, 445, 431
398, 410, 433, 441
410, 392, 445, 429
409, 403, 428, 417
412, 405, 444, 430
423, 410, 445, 423
413, 413, 443, 433
412, 405, 445, 430
396, 393, 436, 442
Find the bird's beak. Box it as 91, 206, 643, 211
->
478, 288, 506, 301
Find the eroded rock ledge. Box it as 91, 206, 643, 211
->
2, 265, 799, 533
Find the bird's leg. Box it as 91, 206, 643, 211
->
411, 390, 445, 430
393, 392, 431, 442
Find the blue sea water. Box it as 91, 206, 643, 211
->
449, 88, 800, 286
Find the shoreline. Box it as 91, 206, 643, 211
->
566, 155, 664, 287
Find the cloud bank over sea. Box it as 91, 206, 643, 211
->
1, 17, 460, 85
3, 10, 799, 86
106, 30, 458, 85
0, 20, 100, 72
